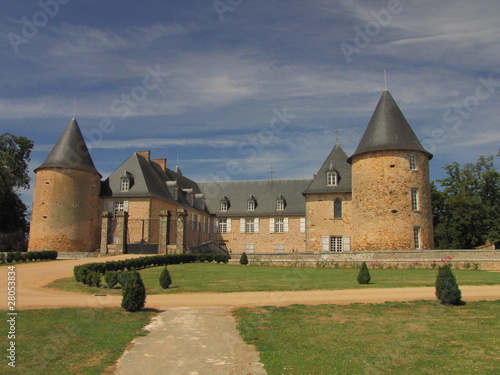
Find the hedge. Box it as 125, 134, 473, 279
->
1, 250, 58, 264
73, 253, 230, 286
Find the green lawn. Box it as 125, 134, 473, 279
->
48, 263, 500, 295
234, 301, 500, 375
9, 308, 156, 375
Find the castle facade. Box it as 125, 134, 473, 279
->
28, 90, 434, 254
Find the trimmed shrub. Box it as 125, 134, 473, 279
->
357, 262, 371, 284
104, 271, 119, 289
159, 267, 172, 289
435, 265, 463, 305
6, 252, 15, 263
85, 271, 101, 287
0, 253, 5, 263
121, 271, 146, 312
240, 252, 249, 265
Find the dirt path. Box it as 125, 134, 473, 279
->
1, 256, 499, 310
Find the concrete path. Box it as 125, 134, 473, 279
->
114, 306, 267, 375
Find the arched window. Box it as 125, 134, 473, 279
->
334, 198, 342, 219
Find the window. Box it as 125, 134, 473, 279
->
244, 243, 255, 253
409, 154, 417, 170
173, 188, 179, 200
275, 218, 284, 233
247, 199, 256, 211
414, 227, 421, 249
411, 188, 419, 211
120, 178, 130, 192
274, 243, 285, 253
322, 235, 350, 252
330, 236, 343, 252
218, 218, 227, 233
327, 171, 338, 186
114, 201, 124, 216
300, 217, 306, 233
334, 198, 343, 219
276, 199, 285, 211
245, 218, 255, 233
220, 200, 228, 211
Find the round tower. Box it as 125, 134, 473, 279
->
28, 118, 102, 252
348, 90, 434, 251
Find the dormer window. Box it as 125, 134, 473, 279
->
220, 196, 230, 211
173, 188, 179, 200
247, 196, 256, 211
326, 163, 338, 186
327, 171, 338, 186
120, 171, 134, 192
276, 194, 285, 211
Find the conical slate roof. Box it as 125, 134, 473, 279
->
348, 90, 432, 163
35, 117, 101, 175
304, 143, 352, 194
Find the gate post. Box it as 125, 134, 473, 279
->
100, 211, 111, 254
115, 211, 128, 254
158, 210, 171, 255
176, 208, 188, 254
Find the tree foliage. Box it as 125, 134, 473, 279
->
0, 134, 33, 251
239, 252, 249, 265
433, 152, 500, 249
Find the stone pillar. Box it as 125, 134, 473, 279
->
115, 211, 128, 254
176, 208, 188, 254
158, 210, 171, 255
100, 212, 111, 255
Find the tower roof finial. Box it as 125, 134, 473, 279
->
384, 70, 387, 91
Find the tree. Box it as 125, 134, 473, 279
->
239, 252, 248, 265
0, 133, 33, 251
435, 264, 463, 305
357, 262, 371, 284
159, 267, 172, 289
121, 271, 146, 312
433, 152, 500, 249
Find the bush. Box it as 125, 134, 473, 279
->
6, 252, 15, 263
435, 265, 463, 305
85, 271, 101, 287
357, 262, 371, 284
240, 252, 249, 265
121, 271, 146, 312
104, 271, 119, 289
0, 253, 5, 263
159, 267, 172, 289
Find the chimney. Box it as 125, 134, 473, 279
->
137, 150, 151, 162
154, 158, 167, 172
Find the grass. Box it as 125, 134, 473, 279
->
234, 300, 500, 375
48, 263, 500, 295
9, 308, 156, 375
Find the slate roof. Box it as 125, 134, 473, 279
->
101, 152, 209, 214
348, 90, 432, 163
35, 117, 100, 176
198, 179, 312, 217
304, 143, 352, 194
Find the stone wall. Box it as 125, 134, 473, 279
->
241, 250, 500, 270
28, 168, 101, 252
306, 192, 352, 252
351, 150, 434, 251
220, 216, 306, 254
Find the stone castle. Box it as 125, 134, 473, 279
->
28, 90, 434, 254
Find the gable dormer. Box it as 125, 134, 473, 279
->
120, 171, 134, 192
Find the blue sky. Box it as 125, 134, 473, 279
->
1, 0, 499, 208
